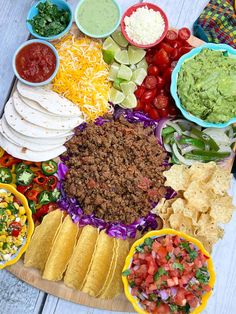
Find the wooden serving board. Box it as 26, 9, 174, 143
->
6, 33, 236, 312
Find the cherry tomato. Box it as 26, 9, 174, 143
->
9, 221, 22, 237
178, 46, 193, 56
172, 40, 182, 49
170, 48, 180, 61
171, 60, 178, 69
134, 99, 144, 111
169, 105, 179, 116
153, 95, 169, 109
159, 107, 170, 118
144, 76, 158, 89
141, 89, 156, 103
147, 64, 159, 76
157, 88, 166, 96
159, 42, 174, 54
148, 107, 160, 120
165, 30, 178, 43
178, 27, 191, 41
134, 86, 145, 99
156, 76, 165, 88
162, 67, 173, 83
153, 49, 170, 66
145, 51, 154, 63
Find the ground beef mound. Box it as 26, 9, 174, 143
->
63, 114, 168, 224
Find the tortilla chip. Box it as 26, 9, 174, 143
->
184, 181, 209, 212
207, 167, 232, 196
24, 209, 64, 271
188, 161, 216, 182
43, 215, 79, 281
101, 238, 129, 299
164, 164, 190, 191
169, 213, 194, 235
64, 225, 99, 290
210, 195, 234, 223
82, 230, 114, 297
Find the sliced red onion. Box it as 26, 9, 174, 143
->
181, 145, 195, 155
172, 143, 195, 166
170, 287, 177, 296
159, 290, 169, 301
154, 118, 170, 145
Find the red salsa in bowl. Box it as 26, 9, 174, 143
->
122, 229, 215, 314
13, 39, 59, 86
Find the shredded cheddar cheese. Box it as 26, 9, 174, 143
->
53, 35, 111, 121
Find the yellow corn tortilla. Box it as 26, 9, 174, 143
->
101, 238, 129, 299
24, 209, 64, 271
64, 225, 99, 290
82, 230, 115, 297
43, 215, 79, 281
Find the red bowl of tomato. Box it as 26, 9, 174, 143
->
121, 3, 169, 48
122, 229, 215, 314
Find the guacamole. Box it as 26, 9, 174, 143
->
177, 48, 236, 123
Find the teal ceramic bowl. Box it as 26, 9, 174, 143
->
12, 39, 60, 86
75, 0, 121, 38
26, 0, 73, 41
171, 43, 236, 128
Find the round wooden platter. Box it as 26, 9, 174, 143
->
5, 30, 235, 311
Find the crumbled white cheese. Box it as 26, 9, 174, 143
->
3, 254, 11, 261
124, 6, 165, 45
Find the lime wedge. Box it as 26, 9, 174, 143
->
115, 50, 129, 65
120, 93, 137, 109
109, 87, 125, 104
108, 62, 120, 81
113, 77, 126, 90
120, 81, 137, 96
128, 46, 146, 65
103, 37, 121, 55
132, 68, 147, 85
112, 28, 129, 48
117, 64, 132, 81
136, 58, 148, 71
102, 50, 114, 64
130, 64, 137, 71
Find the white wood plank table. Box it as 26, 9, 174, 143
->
0, 1, 236, 313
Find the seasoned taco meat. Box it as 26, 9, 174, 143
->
63, 114, 168, 224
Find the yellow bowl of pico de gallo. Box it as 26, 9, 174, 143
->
0, 183, 34, 269
122, 229, 215, 314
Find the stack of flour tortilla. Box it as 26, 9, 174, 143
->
0, 81, 84, 161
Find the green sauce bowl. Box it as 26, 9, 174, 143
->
75, 0, 121, 39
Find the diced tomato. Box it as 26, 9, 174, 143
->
154, 49, 170, 66
194, 257, 203, 268
202, 284, 212, 292
157, 246, 167, 258
174, 288, 187, 306
178, 27, 191, 41
145, 274, 154, 285
152, 240, 162, 252
186, 293, 199, 308
148, 260, 158, 275
169, 269, 179, 277
149, 283, 158, 291
131, 287, 139, 296
148, 64, 160, 76
134, 277, 143, 285
156, 303, 171, 314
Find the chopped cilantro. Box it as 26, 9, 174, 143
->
154, 267, 167, 281
196, 267, 210, 284
173, 262, 184, 271
182, 303, 191, 314
149, 293, 157, 301
122, 269, 131, 277
180, 241, 190, 251
136, 245, 144, 253
129, 281, 135, 288
144, 237, 154, 248
169, 304, 178, 312
189, 250, 198, 262
166, 252, 171, 261
3, 242, 8, 250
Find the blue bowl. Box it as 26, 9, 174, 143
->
26, 0, 73, 41
171, 43, 236, 128
75, 0, 121, 38
12, 39, 60, 86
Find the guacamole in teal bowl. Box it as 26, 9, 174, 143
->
171, 43, 236, 128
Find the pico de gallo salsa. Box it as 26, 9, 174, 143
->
0, 150, 60, 224
123, 234, 212, 314
0, 189, 27, 262
15, 42, 56, 83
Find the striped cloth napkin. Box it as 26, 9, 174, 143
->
193, 0, 236, 48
